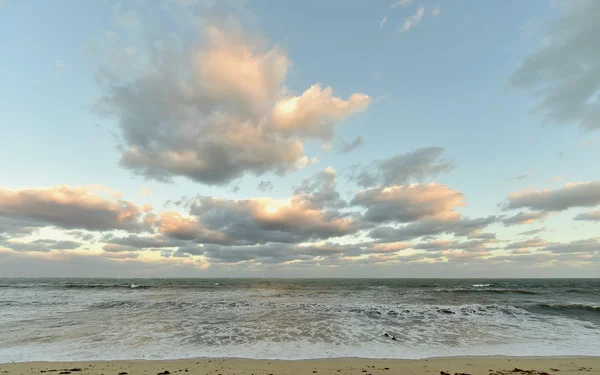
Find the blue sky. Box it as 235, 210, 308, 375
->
0, 0, 599, 277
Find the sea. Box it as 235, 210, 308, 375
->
1, 278, 599, 363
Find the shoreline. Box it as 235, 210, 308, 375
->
2, 357, 599, 375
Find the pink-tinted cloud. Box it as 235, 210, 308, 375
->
0, 185, 147, 232
352, 183, 465, 223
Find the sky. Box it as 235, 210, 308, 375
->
0, 0, 599, 278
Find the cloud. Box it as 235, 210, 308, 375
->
351, 183, 464, 224
271, 84, 370, 139
505, 237, 549, 250
380, 16, 387, 30
505, 181, 600, 212
0, 250, 210, 278
517, 227, 546, 236
176, 168, 358, 246
510, 0, 600, 131
157, 211, 230, 243
293, 167, 347, 210
349, 147, 454, 188
399, 7, 425, 32
502, 211, 549, 226
414, 238, 498, 252
540, 238, 600, 254
0, 217, 42, 238
391, 0, 413, 9
140, 187, 151, 196
96, 23, 370, 185
0, 185, 148, 232
257, 180, 274, 192
432, 6, 440, 16
1, 239, 82, 252
574, 209, 600, 221
369, 216, 498, 242
510, 172, 531, 181
338, 136, 364, 154
103, 234, 184, 249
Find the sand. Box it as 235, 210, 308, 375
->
1, 357, 599, 375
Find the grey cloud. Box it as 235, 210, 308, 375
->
369, 216, 498, 242
502, 211, 549, 226
574, 209, 600, 221
348, 147, 454, 188
257, 180, 274, 192
505, 181, 600, 212
102, 244, 138, 253
293, 167, 347, 210
66, 231, 97, 241
1, 239, 82, 252
186, 195, 359, 246
517, 227, 546, 236
105, 234, 185, 249
504, 237, 549, 250
540, 238, 600, 254
510, 0, 600, 131
104, 251, 140, 259
413, 238, 498, 252
0, 185, 147, 232
338, 136, 364, 154
0, 217, 41, 238
468, 232, 496, 240
489, 253, 554, 264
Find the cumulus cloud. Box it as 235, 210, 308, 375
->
257, 180, 274, 192
505, 182, 600, 212
338, 136, 364, 154
96, 22, 370, 185
399, 7, 425, 32
271, 85, 370, 139
502, 211, 549, 226
574, 209, 600, 221
0, 185, 148, 232
293, 167, 347, 210
349, 147, 454, 188
352, 183, 464, 224
510, 0, 600, 130
188, 194, 359, 245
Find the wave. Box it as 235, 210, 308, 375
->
532, 303, 600, 314
435, 288, 540, 295
472, 284, 491, 287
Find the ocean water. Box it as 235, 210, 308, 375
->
1, 278, 599, 363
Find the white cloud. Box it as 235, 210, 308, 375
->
380, 16, 387, 30
432, 5, 440, 17
391, 0, 413, 9
399, 7, 425, 32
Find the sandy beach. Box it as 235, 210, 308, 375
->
1, 357, 599, 375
